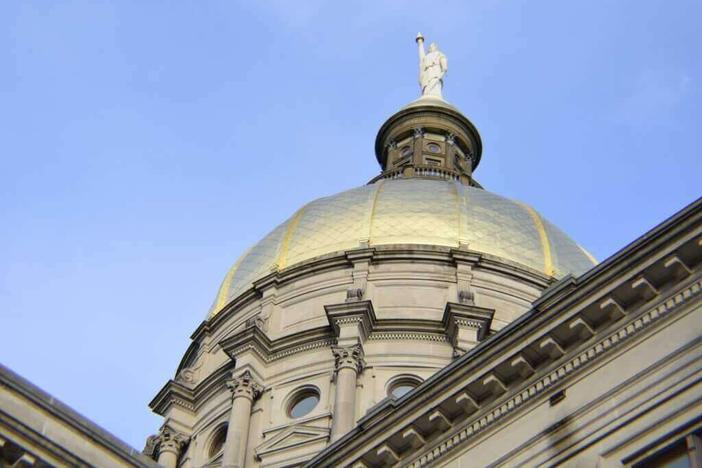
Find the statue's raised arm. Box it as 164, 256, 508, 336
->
415, 33, 447, 99
417, 32, 426, 60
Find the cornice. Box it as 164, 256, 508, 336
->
218, 323, 335, 365
192, 363, 235, 411
0, 410, 88, 466
442, 303, 494, 341
203, 244, 555, 339
149, 361, 236, 416
175, 340, 201, 377
534, 197, 702, 314
208, 288, 261, 331
0, 364, 157, 466
215, 300, 496, 370
409, 277, 702, 466
325, 300, 377, 341
148, 379, 195, 416
189, 321, 209, 341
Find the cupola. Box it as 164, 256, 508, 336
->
372, 96, 483, 186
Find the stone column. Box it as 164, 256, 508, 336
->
331, 345, 364, 441
151, 427, 188, 468
222, 370, 263, 468
157, 440, 179, 468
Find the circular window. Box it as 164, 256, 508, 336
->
207, 424, 227, 458
427, 142, 441, 153
287, 387, 320, 419
387, 375, 422, 399
400, 146, 412, 157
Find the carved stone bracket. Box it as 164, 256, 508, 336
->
226, 370, 264, 402
332, 345, 365, 374
325, 300, 377, 347
442, 303, 494, 355
454, 261, 475, 305
346, 249, 374, 304
457, 289, 474, 304
346, 288, 364, 302
148, 379, 196, 417
245, 314, 266, 330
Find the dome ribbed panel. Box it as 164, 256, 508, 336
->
208, 179, 597, 317
542, 218, 598, 277
370, 179, 459, 246
284, 185, 374, 267
460, 187, 545, 274
216, 221, 290, 312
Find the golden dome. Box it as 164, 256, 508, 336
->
209, 178, 596, 316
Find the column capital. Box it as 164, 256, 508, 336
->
149, 425, 189, 459
226, 370, 264, 401
332, 344, 365, 374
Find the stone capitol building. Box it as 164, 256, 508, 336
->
1, 37, 701, 467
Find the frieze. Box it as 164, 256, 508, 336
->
272, 338, 336, 361
368, 332, 449, 343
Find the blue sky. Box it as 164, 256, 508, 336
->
0, 1, 699, 449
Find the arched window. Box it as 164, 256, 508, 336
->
387, 375, 423, 399
207, 423, 227, 458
